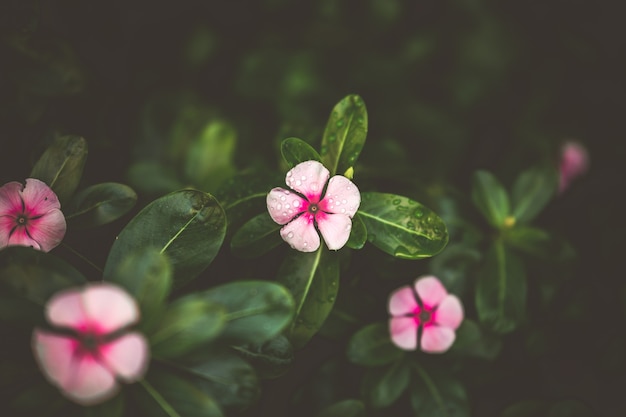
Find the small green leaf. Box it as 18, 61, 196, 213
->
315, 399, 366, 417
511, 166, 558, 224
345, 213, 367, 250
30, 135, 88, 204
448, 319, 502, 360
281, 137, 322, 167
471, 170, 510, 228
103, 190, 226, 288
277, 248, 340, 349
411, 367, 470, 417
503, 226, 574, 262
361, 359, 410, 408
475, 241, 527, 334
346, 323, 404, 367
150, 295, 226, 358
65, 182, 137, 229
230, 213, 283, 258
199, 281, 295, 344
320, 94, 368, 176
233, 335, 294, 379
358, 192, 448, 259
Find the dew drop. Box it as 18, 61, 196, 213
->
357, 116, 364, 125
282, 212, 287, 217
287, 171, 292, 177
414, 209, 424, 218
336, 119, 344, 128
301, 175, 306, 181
295, 180, 302, 186
285, 204, 291, 209
276, 203, 282, 210
280, 195, 286, 201
293, 200, 300, 207
327, 296, 335, 302
392, 199, 401, 205
329, 134, 337, 142
341, 208, 346, 213
342, 199, 347, 204
303, 241, 308, 247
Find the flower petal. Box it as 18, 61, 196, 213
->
0, 181, 24, 217
435, 295, 464, 330
267, 188, 307, 225
47, 288, 89, 330
64, 355, 118, 405
32, 330, 77, 391
25, 209, 66, 252
316, 212, 352, 250
320, 175, 360, 217
21, 178, 62, 215
388, 285, 419, 316
389, 317, 418, 350
4, 224, 42, 250
414, 276, 448, 309
82, 284, 140, 333
280, 213, 320, 252
420, 326, 456, 353
100, 333, 149, 381
285, 161, 329, 201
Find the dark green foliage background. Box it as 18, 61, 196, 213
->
1, 1, 625, 416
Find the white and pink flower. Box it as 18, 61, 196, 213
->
32, 283, 149, 405
267, 160, 360, 252
388, 276, 464, 353
558, 141, 589, 193
0, 178, 66, 252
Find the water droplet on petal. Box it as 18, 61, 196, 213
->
293, 200, 300, 207
295, 180, 302, 186
276, 203, 282, 210
285, 204, 290, 209
287, 171, 292, 177
287, 232, 294, 239
341, 208, 346, 213
280, 195, 286, 201
303, 241, 308, 247
342, 199, 347, 204
301, 175, 306, 181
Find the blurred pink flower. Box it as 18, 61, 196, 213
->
267, 160, 360, 252
388, 275, 464, 353
559, 141, 589, 193
32, 283, 149, 405
0, 178, 66, 252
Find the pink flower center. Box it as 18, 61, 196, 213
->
308, 203, 320, 214
16, 215, 28, 225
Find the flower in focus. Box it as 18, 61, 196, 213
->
559, 141, 589, 193
388, 275, 463, 353
267, 160, 360, 252
32, 283, 149, 405
0, 178, 66, 252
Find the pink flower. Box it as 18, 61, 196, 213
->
0, 178, 66, 252
32, 283, 149, 405
267, 160, 360, 252
388, 276, 463, 353
559, 141, 589, 193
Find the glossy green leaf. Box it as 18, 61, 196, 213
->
471, 170, 510, 228
280, 137, 321, 167
448, 319, 502, 360
358, 192, 448, 259
149, 295, 226, 358
346, 323, 404, 367
65, 182, 137, 229
30, 135, 88, 204
316, 399, 366, 417
233, 335, 294, 379
361, 359, 410, 408
135, 368, 223, 417
511, 166, 558, 224
345, 212, 367, 250
320, 94, 368, 176
411, 367, 470, 417
277, 248, 340, 349
103, 190, 226, 288
184, 120, 237, 192
199, 280, 295, 344
84, 393, 124, 417
475, 241, 527, 334
230, 213, 283, 258
106, 247, 172, 333
503, 225, 574, 262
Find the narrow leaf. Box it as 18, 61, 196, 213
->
511, 166, 558, 224
471, 170, 510, 228
361, 359, 410, 408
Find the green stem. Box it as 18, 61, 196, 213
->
61, 242, 103, 274
139, 379, 182, 417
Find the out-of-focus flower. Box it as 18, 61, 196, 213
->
267, 160, 360, 252
0, 178, 66, 252
32, 283, 149, 405
559, 141, 589, 193
388, 275, 463, 353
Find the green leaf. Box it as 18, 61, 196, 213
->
448, 319, 502, 360
475, 241, 527, 334
277, 248, 340, 349
503, 226, 574, 262
106, 247, 172, 333
150, 295, 226, 358
471, 170, 510, 228
103, 190, 226, 288
358, 192, 448, 259
428, 243, 481, 296
411, 367, 470, 417
84, 393, 125, 417
345, 213, 367, 250
30, 135, 88, 204
346, 323, 404, 367
65, 182, 137, 229
134, 368, 224, 417
361, 359, 410, 408
320, 94, 368, 176
315, 399, 366, 417
233, 335, 294, 379
230, 213, 283, 258
511, 166, 558, 224
199, 280, 295, 344
280, 137, 322, 167
127, 161, 185, 197
9, 380, 67, 416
